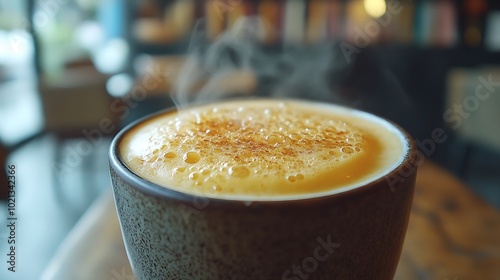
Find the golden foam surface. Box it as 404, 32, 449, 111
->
120, 100, 405, 199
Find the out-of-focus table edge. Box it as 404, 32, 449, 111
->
40, 160, 500, 280
40, 190, 130, 280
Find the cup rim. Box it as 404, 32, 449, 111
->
109, 98, 418, 209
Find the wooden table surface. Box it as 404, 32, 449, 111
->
40, 161, 500, 280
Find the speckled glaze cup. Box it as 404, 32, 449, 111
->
109, 105, 418, 280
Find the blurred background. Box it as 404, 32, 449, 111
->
0, 0, 499, 279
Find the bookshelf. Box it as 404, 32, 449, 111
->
124, 0, 500, 53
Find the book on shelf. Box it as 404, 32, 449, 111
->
283, 0, 306, 44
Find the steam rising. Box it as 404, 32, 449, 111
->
172, 17, 347, 108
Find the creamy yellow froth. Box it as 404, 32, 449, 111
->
120, 100, 405, 199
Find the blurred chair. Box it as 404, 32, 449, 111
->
40, 65, 118, 137
39, 63, 119, 205
446, 67, 500, 177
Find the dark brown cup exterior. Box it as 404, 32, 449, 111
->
109, 105, 418, 280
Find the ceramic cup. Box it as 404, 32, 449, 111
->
109, 104, 418, 280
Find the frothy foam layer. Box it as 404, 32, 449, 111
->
120, 100, 406, 200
